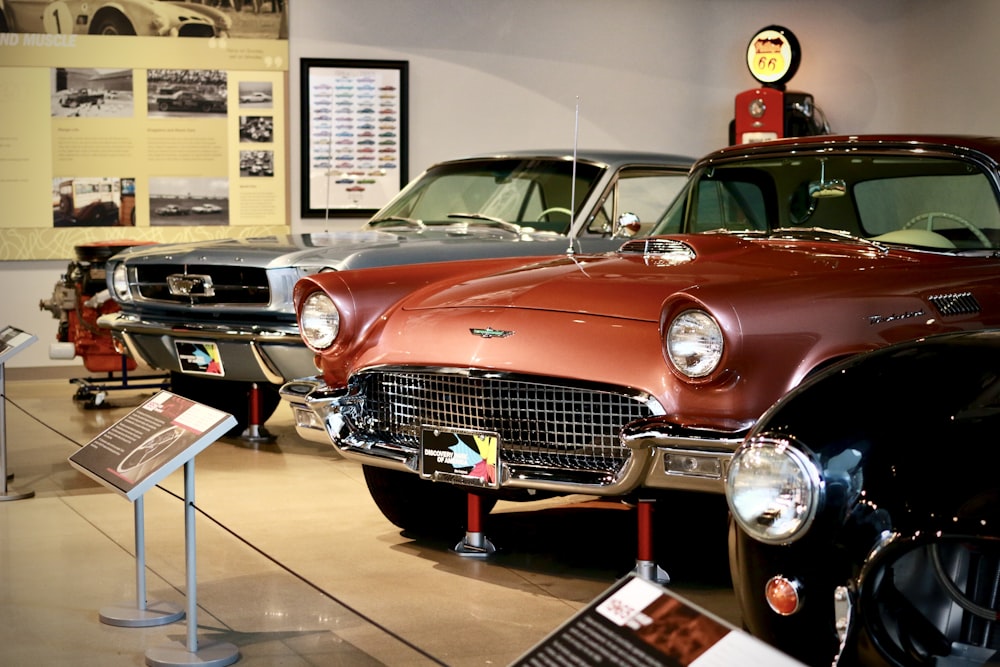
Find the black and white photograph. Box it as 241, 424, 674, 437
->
149, 176, 229, 225
238, 81, 274, 108
0, 0, 285, 39
146, 68, 228, 117
239, 115, 274, 143
51, 67, 133, 118
239, 149, 274, 177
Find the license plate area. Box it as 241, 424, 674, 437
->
174, 340, 225, 376
420, 426, 499, 489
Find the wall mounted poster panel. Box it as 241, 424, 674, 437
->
301, 58, 409, 218
0, 3, 290, 260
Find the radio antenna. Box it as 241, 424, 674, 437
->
566, 96, 580, 256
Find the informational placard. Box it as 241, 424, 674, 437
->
0, 7, 290, 260
0, 326, 38, 365
512, 574, 805, 667
69, 390, 235, 501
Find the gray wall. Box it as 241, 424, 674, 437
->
8, 0, 1000, 367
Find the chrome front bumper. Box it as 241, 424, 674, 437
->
98, 312, 314, 384
280, 377, 744, 496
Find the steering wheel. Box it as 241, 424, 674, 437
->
903, 211, 990, 247
536, 207, 573, 222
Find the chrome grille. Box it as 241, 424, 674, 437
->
132, 264, 270, 305
929, 291, 981, 316
353, 370, 659, 475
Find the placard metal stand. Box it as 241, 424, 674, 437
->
145, 459, 239, 667
68, 391, 239, 665
99, 495, 184, 627
0, 326, 38, 502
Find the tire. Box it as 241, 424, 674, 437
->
158, 102, 170, 112
168, 372, 280, 436
362, 465, 498, 537
92, 14, 136, 36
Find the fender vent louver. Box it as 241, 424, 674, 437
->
929, 292, 981, 316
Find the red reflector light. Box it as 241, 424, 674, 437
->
765, 576, 801, 616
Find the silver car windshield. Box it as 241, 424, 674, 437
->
369, 158, 605, 234
653, 154, 1000, 251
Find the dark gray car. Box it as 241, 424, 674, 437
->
99, 150, 692, 430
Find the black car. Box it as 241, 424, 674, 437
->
726, 330, 1000, 667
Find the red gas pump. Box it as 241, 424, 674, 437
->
731, 25, 829, 145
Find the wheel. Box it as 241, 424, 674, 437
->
536, 207, 573, 222
362, 465, 497, 537
168, 372, 280, 436
903, 211, 990, 247
91, 14, 135, 36
158, 102, 170, 112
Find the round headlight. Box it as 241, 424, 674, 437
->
299, 292, 340, 350
726, 437, 822, 544
666, 309, 723, 378
110, 263, 131, 302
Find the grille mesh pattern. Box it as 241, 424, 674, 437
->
132, 264, 270, 305
355, 371, 657, 474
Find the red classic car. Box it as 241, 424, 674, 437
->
281, 135, 1000, 537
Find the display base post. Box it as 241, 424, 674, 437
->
0, 487, 34, 502
145, 460, 240, 666
454, 492, 496, 557
100, 601, 185, 628
100, 496, 184, 627
238, 383, 275, 445
631, 499, 669, 585
0, 361, 34, 502
144, 640, 240, 667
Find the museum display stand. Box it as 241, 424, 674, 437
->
68, 391, 239, 666
0, 326, 38, 502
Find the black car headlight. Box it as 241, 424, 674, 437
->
665, 309, 723, 378
726, 436, 822, 544
299, 291, 340, 350
110, 262, 131, 302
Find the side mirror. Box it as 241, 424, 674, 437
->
615, 212, 642, 238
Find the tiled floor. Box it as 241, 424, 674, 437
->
0, 373, 738, 666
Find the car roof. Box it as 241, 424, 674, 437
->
696, 134, 1000, 167
437, 149, 695, 170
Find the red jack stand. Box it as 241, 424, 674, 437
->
240, 382, 276, 444
454, 493, 496, 557
632, 498, 669, 584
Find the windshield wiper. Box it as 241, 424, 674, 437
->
446, 213, 523, 234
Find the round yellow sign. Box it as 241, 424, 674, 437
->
746, 26, 800, 86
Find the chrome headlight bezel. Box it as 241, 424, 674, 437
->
299, 291, 340, 350
726, 436, 823, 545
665, 309, 724, 378
110, 262, 131, 303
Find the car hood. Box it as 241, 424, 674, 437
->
400, 233, 937, 321
113, 228, 566, 269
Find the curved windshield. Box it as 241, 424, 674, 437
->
369, 158, 604, 233
652, 154, 1000, 251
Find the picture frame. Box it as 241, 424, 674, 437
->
300, 58, 409, 219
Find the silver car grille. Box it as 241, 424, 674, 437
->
350, 369, 661, 478
131, 264, 271, 305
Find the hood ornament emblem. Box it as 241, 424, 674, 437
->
470, 327, 513, 339
167, 274, 215, 297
